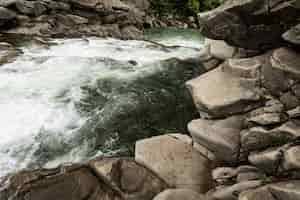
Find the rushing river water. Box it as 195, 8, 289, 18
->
0, 29, 204, 177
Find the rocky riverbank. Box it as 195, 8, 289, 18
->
1, 0, 300, 200
0, 0, 198, 40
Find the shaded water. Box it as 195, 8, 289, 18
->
0, 29, 204, 176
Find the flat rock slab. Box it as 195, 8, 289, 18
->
135, 134, 212, 193
153, 189, 206, 200
186, 64, 261, 118
188, 116, 243, 163
89, 157, 168, 200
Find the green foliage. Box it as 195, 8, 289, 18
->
151, 0, 222, 16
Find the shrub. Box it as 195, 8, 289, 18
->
151, 0, 222, 16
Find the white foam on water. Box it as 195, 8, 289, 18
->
0, 36, 203, 176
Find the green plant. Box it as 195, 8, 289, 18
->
151, 0, 222, 16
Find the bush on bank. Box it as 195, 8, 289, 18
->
151, 0, 223, 16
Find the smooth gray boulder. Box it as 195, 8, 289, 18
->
135, 134, 212, 193
186, 63, 262, 118
188, 116, 243, 163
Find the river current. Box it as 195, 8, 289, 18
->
0, 29, 204, 177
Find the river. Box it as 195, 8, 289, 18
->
0, 28, 204, 177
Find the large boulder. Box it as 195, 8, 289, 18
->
188, 116, 244, 163
186, 61, 262, 118
198, 0, 300, 50
89, 157, 168, 200
135, 134, 212, 193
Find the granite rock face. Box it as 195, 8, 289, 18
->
198, 0, 300, 50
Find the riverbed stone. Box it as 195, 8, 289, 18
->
153, 189, 206, 200
89, 157, 168, 200
135, 134, 212, 193
188, 116, 243, 163
186, 64, 261, 118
